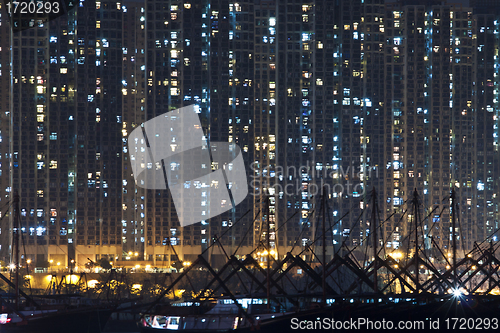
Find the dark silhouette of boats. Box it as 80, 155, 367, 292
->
0, 193, 114, 333
137, 187, 500, 332
0, 304, 113, 333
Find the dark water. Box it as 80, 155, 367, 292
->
103, 319, 140, 333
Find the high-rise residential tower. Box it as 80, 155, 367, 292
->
2, 0, 500, 270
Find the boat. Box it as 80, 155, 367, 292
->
138, 295, 302, 332
137, 188, 500, 332
0, 192, 114, 333
137, 193, 328, 332
0, 304, 113, 333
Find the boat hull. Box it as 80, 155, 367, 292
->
138, 296, 500, 332
0, 307, 112, 333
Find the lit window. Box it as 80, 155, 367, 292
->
60, 68, 67, 74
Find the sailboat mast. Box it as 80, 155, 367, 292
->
371, 188, 377, 293
412, 189, 419, 294
13, 191, 20, 310
266, 195, 270, 311
322, 185, 326, 305
451, 188, 457, 289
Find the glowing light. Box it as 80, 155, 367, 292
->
453, 289, 462, 297
174, 289, 185, 298
65, 275, 79, 284
389, 251, 403, 259
87, 279, 99, 288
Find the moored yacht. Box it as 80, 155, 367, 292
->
138, 295, 298, 332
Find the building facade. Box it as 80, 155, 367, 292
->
1, 0, 499, 269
